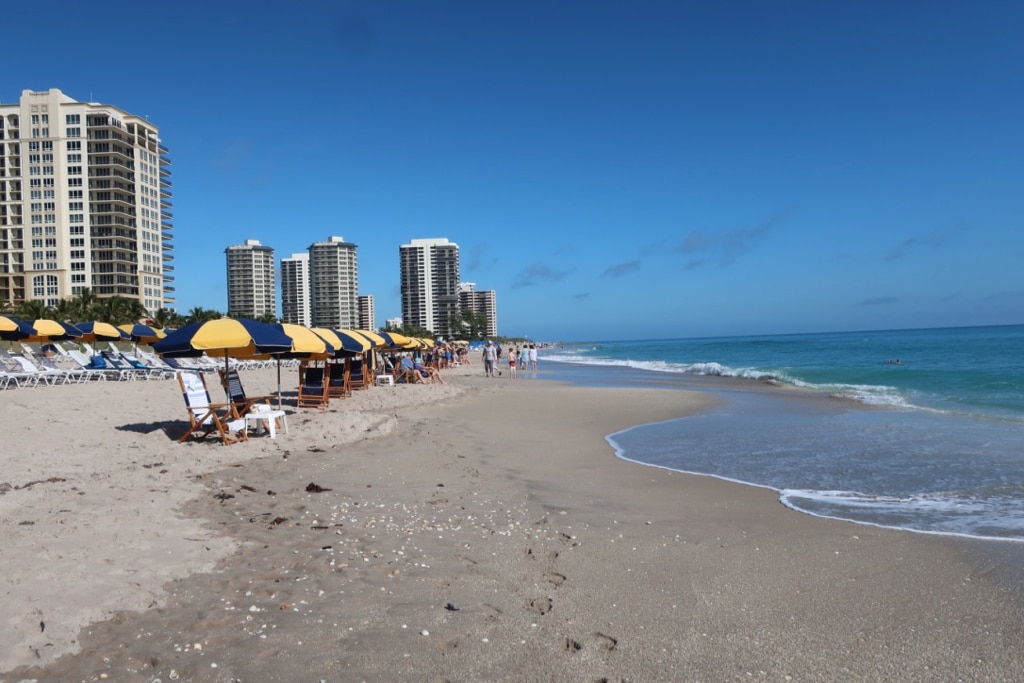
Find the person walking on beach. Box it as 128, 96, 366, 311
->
483, 341, 497, 378
508, 347, 517, 378
529, 343, 537, 371
519, 345, 529, 370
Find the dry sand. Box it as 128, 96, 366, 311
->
2, 361, 1023, 682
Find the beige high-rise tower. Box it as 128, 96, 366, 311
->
308, 235, 358, 329
399, 237, 460, 338
225, 239, 276, 319
0, 88, 174, 312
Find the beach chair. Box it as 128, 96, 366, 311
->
0, 365, 31, 388
100, 351, 147, 380
33, 351, 90, 384
117, 350, 172, 380
218, 367, 274, 415
347, 356, 367, 390
0, 348, 38, 387
177, 371, 248, 445
66, 348, 120, 381
297, 363, 329, 409
327, 361, 351, 398
5, 353, 65, 385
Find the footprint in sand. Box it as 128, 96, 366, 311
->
527, 596, 553, 616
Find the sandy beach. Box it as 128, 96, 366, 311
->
2, 362, 1023, 681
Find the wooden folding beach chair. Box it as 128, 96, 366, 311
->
218, 367, 274, 415
346, 356, 367, 390
327, 360, 351, 399
297, 362, 329, 409
177, 371, 248, 445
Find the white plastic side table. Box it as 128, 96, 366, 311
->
245, 410, 288, 438
376, 375, 395, 386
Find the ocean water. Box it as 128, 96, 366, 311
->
539, 325, 1024, 543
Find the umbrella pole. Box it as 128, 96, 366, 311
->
277, 357, 282, 410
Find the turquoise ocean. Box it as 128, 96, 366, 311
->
537, 325, 1024, 543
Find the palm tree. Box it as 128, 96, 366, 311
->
53, 297, 79, 323
15, 299, 51, 321
123, 298, 149, 326
150, 307, 184, 330
186, 306, 222, 324
75, 288, 100, 320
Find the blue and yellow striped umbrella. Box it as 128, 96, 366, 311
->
0, 315, 34, 341
118, 323, 166, 344
26, 319, 83, 343
75, 321, 129, 342
153, 318, 293, 369
334, 328, 372, 354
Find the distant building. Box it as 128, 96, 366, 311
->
225, 239, 276, 319
459, 282, 498, 337
280, 252, 311, 327
309, 235, 358, 329
0, 88, 174, 312
357, 294, 375, 331
399, 237, 460, 338
385, 316, 403, 329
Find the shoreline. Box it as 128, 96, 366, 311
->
4, 365, 1024, 680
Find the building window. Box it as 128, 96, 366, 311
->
66, 127, 80, 138
66, 140, 81, 151
66, 114, 80, 125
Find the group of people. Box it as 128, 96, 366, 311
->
481, 340, 537, 378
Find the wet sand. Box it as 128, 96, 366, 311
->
3, 363, 1023, 681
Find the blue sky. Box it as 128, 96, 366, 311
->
11, 1, 1024, 341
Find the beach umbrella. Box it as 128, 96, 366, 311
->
333, 328, 372, 354
75, 321, 129, 343
354, 329, 386, 347
118, 323, 166, 345
280, 324, 333, 358
378, 331, 416, 350
25, 319, 83, 343
311, 328, 345, 354
259, 323, 335, 409
153, 318, 293, 374
0, 315, 34, 342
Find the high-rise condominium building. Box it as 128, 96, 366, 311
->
309, 235, 358, 328
225, 239, 275, 318
357, 294, 375, 331
459, 282, 498, 337
399, 237, 460, 338
280, 252, 311, 327
0, 88, 173, 312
